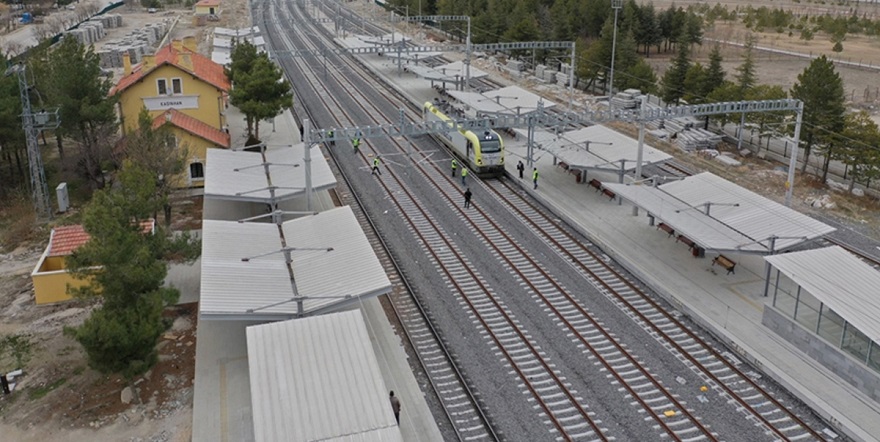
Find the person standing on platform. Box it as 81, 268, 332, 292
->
451, 158, 457, 177
517, 160, 524, 179
464, 188, 472, 208
372, 156, 382, 175
389, 391, 401, 424
533, 167, 539, 189
461, 167, 468, 186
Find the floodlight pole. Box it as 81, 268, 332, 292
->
608, 0, 623, 97
632, 95, 647, 216
303, 118, 314, 211
784, 101, 804, 207
465, 17, 472, 90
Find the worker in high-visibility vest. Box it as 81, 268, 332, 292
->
532, 168, 539, 190
327, 129, 335, 146
451, 159, 458, 177
353, 137, 360, 153
461, 167, 468, 186
372, 156, 382, 176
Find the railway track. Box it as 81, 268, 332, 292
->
268, 3, 723, 440
259, 1, 497, 440
485, 178, 830, 441
261, 1, 837, 440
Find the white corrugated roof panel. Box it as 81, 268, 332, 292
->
406, 60, 487, 82
513, 125, 671, 171
447, 85, 556, 116
204, 145, 336, 203
605, 172, 835, 253
247, 311, 402, 442
200, 206, 391, 320
766, 246, 880, 342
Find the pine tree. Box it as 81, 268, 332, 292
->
790, 55, 846, 177
43, 38, 118, 189
734, 34, 757, 99
660, 30, 691, 105
229, 54, 294, 140
65, 162, 200, 388
838, 111, 880, 192
703, 44, 726, 97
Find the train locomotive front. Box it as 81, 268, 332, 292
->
424, 102, 505, 176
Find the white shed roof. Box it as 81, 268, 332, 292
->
204, 145, 336, 203
514, 125, 671, 171
247, 310, 402, 442
604, 172, 835, 253
447, 85, 556, 116
406, 60, 488, 82
200, 206, 392, 320
765, 246, 880, 342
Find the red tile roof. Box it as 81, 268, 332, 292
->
49, 225, 91, 256
153, 109, 231, 148
48, 220, 155, 257
111, 44, 230, 95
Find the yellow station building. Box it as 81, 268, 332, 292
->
112, 37, 231, 187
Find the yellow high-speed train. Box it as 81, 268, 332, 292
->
424, 101, 505, 176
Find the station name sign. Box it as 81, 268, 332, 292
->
143, 95, 199, 111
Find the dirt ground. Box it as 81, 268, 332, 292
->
0, 196, 204, 442
2, 1, 880, 441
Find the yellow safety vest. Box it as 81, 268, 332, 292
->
462, 168, 468, 177
451, 160, 457, 169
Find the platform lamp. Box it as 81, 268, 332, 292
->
608, 0, 623, 97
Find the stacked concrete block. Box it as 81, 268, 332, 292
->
94, 20, 169, 69
542, 68, 557, 83
536, 64, 546, 79
610, 89, 641, 109
556, 72, 569, 87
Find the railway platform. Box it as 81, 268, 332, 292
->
500, 148, 880, 442
344, 38, 880, 442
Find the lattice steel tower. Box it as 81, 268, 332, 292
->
6, 63, 60, 220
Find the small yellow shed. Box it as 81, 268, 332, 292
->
194, 0, 220, 15
31, 221, 156, 304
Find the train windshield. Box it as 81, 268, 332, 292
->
481, 140, 501, 153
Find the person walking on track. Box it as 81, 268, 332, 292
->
461, 167, 468, 186
517, 160, 524, 179
533, 167, 539, 189
464, 188, 472, 209
353, 137, 360, 153
451, 159, 458, 177
372, 156, 382, 175
389, 391, 401, 424
327, 129, 335, 147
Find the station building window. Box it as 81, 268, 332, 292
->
157, 78, 168, 95
190, 162, 204, 181
172, 78, 182, 95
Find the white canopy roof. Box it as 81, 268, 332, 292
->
247, 310, 402, 442
200, 206, 391, 320
406, 60, 487, 82
604, 172, 836, 254
447, 85, 556, 116
514, 125, 671, 172
204, 145, 336, 203
766, 246, 880, 342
